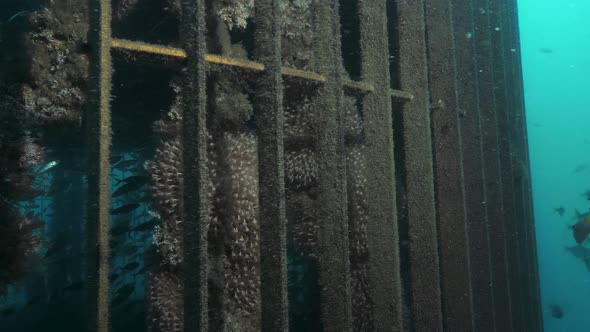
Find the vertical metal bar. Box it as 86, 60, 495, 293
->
423, 0, 475, 330
358, 1, 403, 331
450, 0, 496, 330
180, 0, 209, 330
314, 1, 352, 331
86, 0, 112, 331
506, 2, 544, 330
472, 1, 514, 331
395, 1, 444, 330
501, 3, 535, 331
253, 0, 288, 330
490, 1, 526, 330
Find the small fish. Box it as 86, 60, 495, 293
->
573, 163, 588, 174
25, 295, 42, 308
549, 304, 564, 319
44, 241, 68, 258
115, 175, 150, 186
111, 283, 135, 307
123, 262, 140, 271
133, 266, 147, 276
539, 47, 553, 54
565, 245, 590, 271
114, 160, 138, 169
0, 308, 15, 316
571, 210, 590, 244
122, 244, 138, 256
35, 160, 59, 175
63, 281, 85, 292
554, 206, 565, 217
110, 223, 131, 236
112, 181, 147, 198
110, 203, 140, 215
132, 218, 159, 232
581, 191, 590, 200
16, 189, 45, 201
137, 195, 152, 203
110, 154, 124, 164
6, 10, 28, 24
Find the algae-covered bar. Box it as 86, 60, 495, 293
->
0, 0, 542, 331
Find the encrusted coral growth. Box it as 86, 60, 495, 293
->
347, 146, 369, 261
285, 148, 318, 190
217, 0, 255, 30
286, 190, 320, 257
283, 90, 321, 258
114, 0, 255, 31
343, 96, 374, 331
279, 0, 315, 70
17, 134, 46, 169
147, 270, 184, 332
351, 262, 373, 331
21, 5, 89, 125
147, 74, 261, 330
147, 139, 183, 266
219, 132, 260, 313
0, 89, 44, 295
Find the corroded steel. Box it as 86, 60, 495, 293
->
472, 0, 513, 330
504, 1, 544, 330
85, 0, 112, 331
489, 0, 526, 331
423, 0, 475, 330
394, 0, 444, 330
359, 0, 403, 331
314, 0, 353, 330
253, 0, 289, 330
450, 0, 496, 330
180, 0, 209, 331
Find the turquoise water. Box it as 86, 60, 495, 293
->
519, 0, 590, 329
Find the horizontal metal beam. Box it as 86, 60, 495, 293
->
110, 38, 413, 100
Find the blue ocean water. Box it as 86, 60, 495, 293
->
518, 0, 590, 330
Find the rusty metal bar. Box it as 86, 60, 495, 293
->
394, 1, 444, 330
110, 39, 415, 101
180, 0, 209, 331
423, 1, 475, 330
472, 0, 513, 331
490, 0, 526, 330
314, 0, 352, 330
253, 0, 289, 330
85, 0, 112, 331
450, 0, 496, 330
358, 0, 403, 331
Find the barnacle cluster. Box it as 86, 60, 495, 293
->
283, 92, 321, 258
21, 5, 89, 126
147, 270, 184, 332
346, 141, 373, 330
146, 83, 261, 330
124, 0, 373, 329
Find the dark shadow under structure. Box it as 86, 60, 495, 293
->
82, 0, 542, 331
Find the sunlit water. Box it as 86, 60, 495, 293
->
519, 0, 590, 330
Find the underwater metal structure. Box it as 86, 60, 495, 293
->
0, 0, 541, 330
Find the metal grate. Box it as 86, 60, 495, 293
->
81, 0, 542, 331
